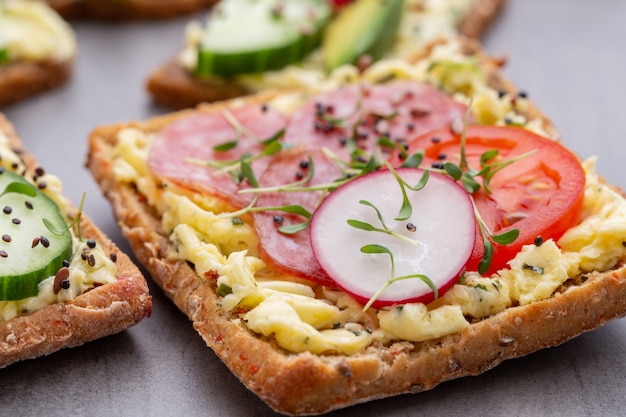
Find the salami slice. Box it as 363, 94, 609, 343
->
283, 80, 468, 161
253, 149, 344, 287
148, 103, 288, 208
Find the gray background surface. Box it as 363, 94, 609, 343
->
2, 1, 626, 415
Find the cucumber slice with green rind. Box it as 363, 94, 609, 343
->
322, 0, 404, 70
0, 169, 72, 301
196, 0, 331, 77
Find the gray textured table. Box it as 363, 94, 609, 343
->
3, 1, 626, 416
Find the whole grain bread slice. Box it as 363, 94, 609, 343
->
0, 114, 152, 369
0, 57, 73, 108
146, 0, 506, 110
86, 38, 626, 415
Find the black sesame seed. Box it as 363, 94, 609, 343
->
0, 167, 4, 174
11, 218, 20, 225
35, 167, 45, 177
88, 254, 96, 267
38, 181, 47, 190
261, 103, 268, 112
338, 137, 348, 146
110, 252, 117, 262
437, 153, 447, 160
431, 162, 444, 169
2, 234, 10, 242
431, 136, 441, 144
534, 236, 544, 246
406, 223, 417, 232
295, 172, 304, 180
81, 252, 87, 261
273, 215, 284, 225
299, 160, 309, 169
518, 90, 528, 99
32, 237, 40, 248
61, 280, 70, 290
87, 239, 96, 249
406, 122, 415, 131
3, 206, 11, 214
332, 322, 341, 329
0, 250, 7, 258
40, 236, 50, 248
63, 259, 71, 267
498, 89, 507, 98
25, 201, 33, 210
11, 162, 18, 169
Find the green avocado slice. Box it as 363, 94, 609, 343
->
322, 0, 404, 70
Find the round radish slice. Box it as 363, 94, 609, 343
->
310, 168, 476, 308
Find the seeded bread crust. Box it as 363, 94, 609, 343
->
145, 0, 506, 110
0, 57, 74, 108
45, 0, 216, 20
86, 39, 626, 415
0, 114, 152, 369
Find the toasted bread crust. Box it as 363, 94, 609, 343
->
0, 115, 152, 369
46, 0, 216, 20
146, 0, 506, 110
87, 43, 626, 414
0, 57, 73, 108
86, 106, 626, 415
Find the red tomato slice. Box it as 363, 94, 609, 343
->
388, 126, 586, 275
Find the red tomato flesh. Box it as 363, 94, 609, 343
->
388, 126, 586, 275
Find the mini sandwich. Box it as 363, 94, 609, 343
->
0, 114, 151, 368
45, 0, 217, 20
0, 0, 76, 107
87, 37, 626, 415
146, 0, 505, 109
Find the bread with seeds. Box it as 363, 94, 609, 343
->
146, 0, 505, 110
0, 0, 76, 107
87, 37, 626, 415
45, 0, 216, 20
0, 113, 151, 369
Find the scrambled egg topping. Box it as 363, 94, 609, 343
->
0, 0, 76, 63
0, 130, 117, 321
112, 40, 626, 355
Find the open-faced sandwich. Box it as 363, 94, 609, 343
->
44, 0, 217, 20
87, 37, 626, 415
0, 114, 151, 368
146, 0, 505, 109
0, 0, 76, 107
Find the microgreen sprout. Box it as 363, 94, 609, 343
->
360, 244, 437, 312
471, 199, 519, 274
346, 200, 419, 247
44, 192, 87, 241
384, 161, 429, 220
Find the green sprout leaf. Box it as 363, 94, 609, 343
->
0, 181, 37, 199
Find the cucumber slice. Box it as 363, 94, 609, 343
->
322, 0, 404, 70
196, 0, 331, 77
0, 169, 73, 301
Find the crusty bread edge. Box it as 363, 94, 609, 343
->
46, 0, 216, 20
145, 0, 506, 110
0, 57, 73, 108
0, 114, 152, 369
87, 42, 626, 414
